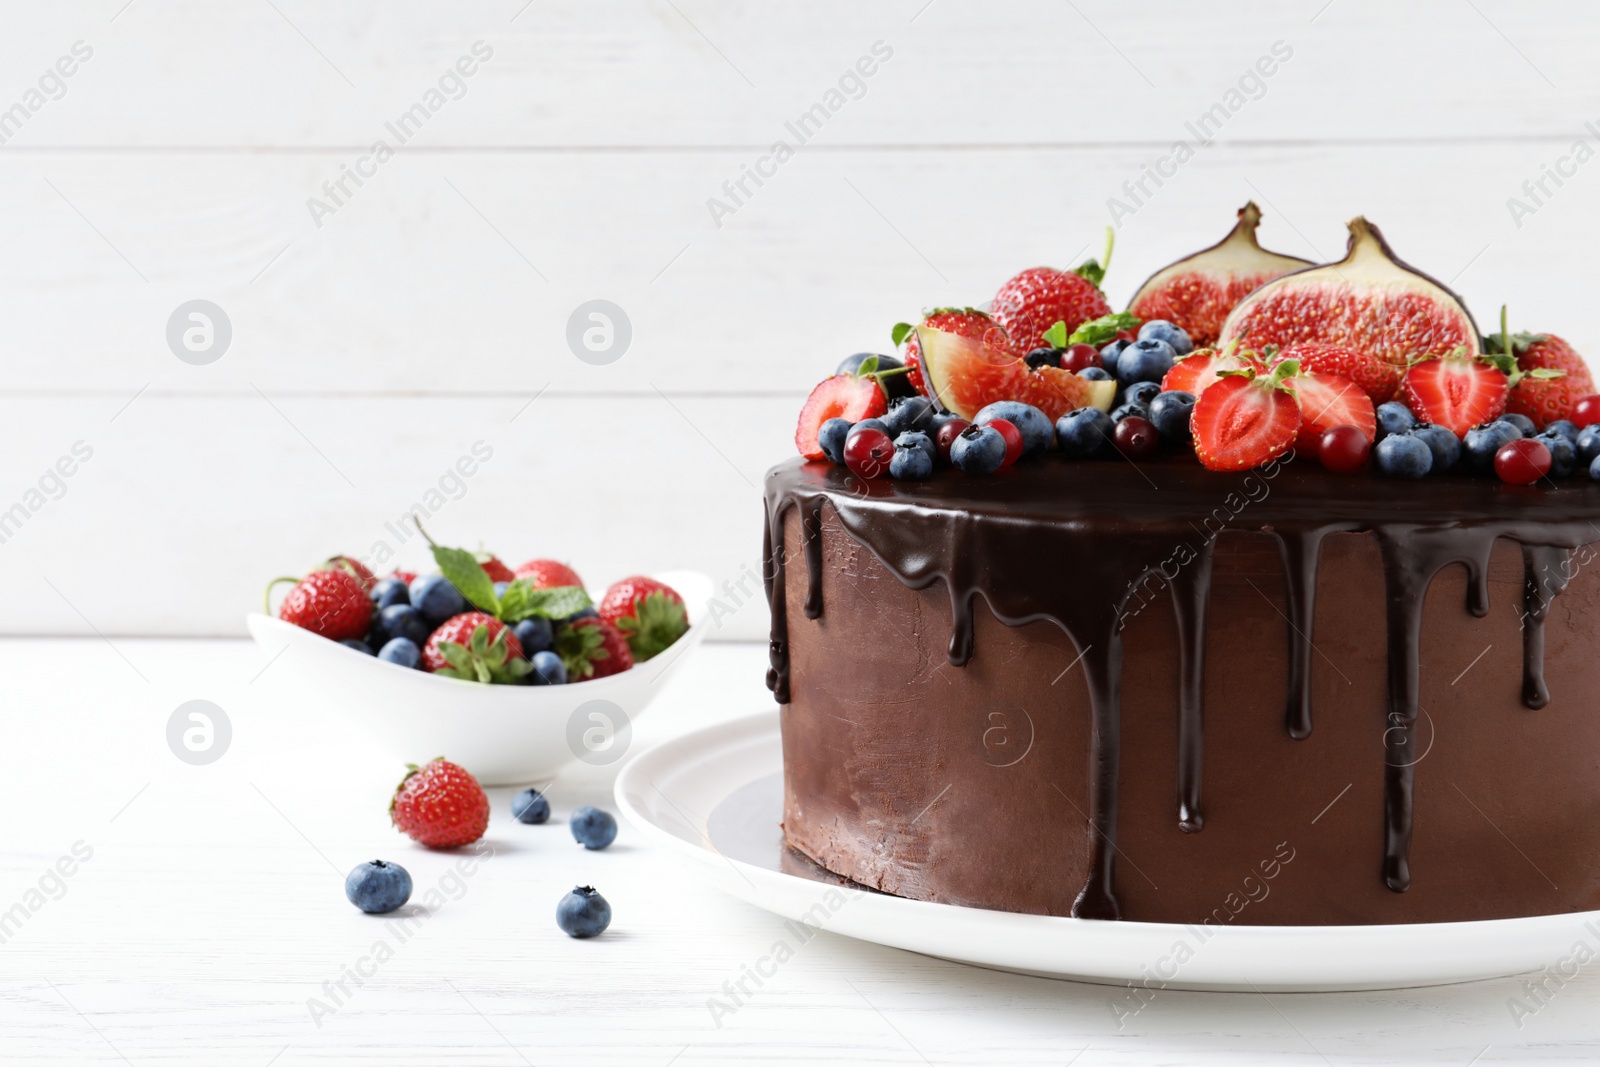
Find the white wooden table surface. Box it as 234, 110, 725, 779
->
1, 637, 1596, 1065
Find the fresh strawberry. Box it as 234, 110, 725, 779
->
795, 373, 889, 459
1284, 370, 1375, 457
558, 616, 635, 680
989, 231, 1116, 352
268, 569, 370, 641
1160, 343, 1264, 398
478, 556, 516, 583
423, 612, 529, 683
514, 559, 585, 590
390, 758, 489, 849
1278, 342, 1403, 406
598, 577, 688, 661
1484, 309, 1593, 426
894, 308, 1000, 398
1190, 360, 1302, 471
322, 555, 375, 591
1400, 349, 1508, 437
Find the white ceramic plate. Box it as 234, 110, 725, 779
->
247, 570, 711, 785
616, 710, 1600, 991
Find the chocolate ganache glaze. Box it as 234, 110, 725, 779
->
764, 452, 1600, 921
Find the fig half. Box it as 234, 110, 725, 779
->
1127, 202, 1311, 347
1218, 217, 1481, 368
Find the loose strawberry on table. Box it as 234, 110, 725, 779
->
390, 758, 489, 849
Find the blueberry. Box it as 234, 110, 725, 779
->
1137, 319, 1194, 356
1023, 346, 1063, 370
512, 617, 555, 655
370, 577, 409, 609
1374, 402, 1416, 441
836, 352, 913, 400
852, 417, 888, 436
1496, 413, 1536, 438
1116, 339, 1176, 386
1110, 402, 1150, 424
1148, 390, 1197, 444
1463, 421, 1522, 472
556, 885, 612, 939
1123, 381, 1162, 407
1078, 366, 1113, 382
1590, 453, 1600, 481
512, 788, 551, 824
926, 411, 963, 437
1374, 433, 1433, 478
817, 418, 853, 465
974, 401, 1053, 459
529, 649, 567, 685
409, 575, 465, 625
377, 637, 421, 668
1100, 340, 1129, 375
882, 396, 936, 437
1543, 419, 1579, 443
1577, 425, 1600, 465
562, 606, 599, 625
570, 806, 618, 850
379, 603, 431, 646
341, 638, 374, 655
1537, 431, 1577, 477
949, 424, 1007, 474
888, 440, 934, 480
1407, 424, 1460, 472
345, 860, 412, 914
1054, 408, 1112, 459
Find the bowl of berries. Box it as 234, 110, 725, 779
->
248, 533, 711, 785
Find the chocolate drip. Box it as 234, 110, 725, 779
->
1273, 526, 1336, 740
1168, 542, 1216, 833
802, 501, 825, 620
765, 456, 1600, 915
1522, 544, 1573, 709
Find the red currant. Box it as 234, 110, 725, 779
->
1058, 343, 1102, 373
1319, 424, 1371, 473
1573, 394, 1600, 427
1494, 438, 1551, 485
988, 418, 1024, 467
935, 418, 970, 463
1113, 415, 1159, 459
843, 427, 894, 480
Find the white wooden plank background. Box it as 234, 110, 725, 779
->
0, 0, 1596, 636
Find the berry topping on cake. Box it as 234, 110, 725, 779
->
1220, 217, 1480, 368
1159, 342, 1263, 398
949, 423, 1008, 475
1400, 348, 1509, 437
892, 308, 997, 398
1128, 202, 1313, 347
1190, 360, 1302, 471
1495, 437, 1552, 484
1318, 424, 1371, 473
1374, 433, 1433, 479
974, 401, 1053, 460
795, 372, 889, 460
1278, 341, 1404, 406
915, 323, 1116, 421
1113, 415, 1159, 459
843, 425, 895, 479
1484, 306, 1585, 426
989, 230, 1116, 352
1283, 368, 1375, 458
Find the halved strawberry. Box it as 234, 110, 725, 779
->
916, 324, 1116, 421
794, 374, 887, 459
1160, 342, 1263, 398
1400, 349, 1508, 437
1191, 360, 1302, 472
894, 308, 997, 398
1284, 370, 1375, 457
1279, 342, 1403, 406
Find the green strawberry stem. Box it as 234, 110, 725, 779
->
263, 575, 301, 614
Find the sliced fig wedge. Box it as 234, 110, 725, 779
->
1218, 217, 1481, 369
1127, 202, 1311, 347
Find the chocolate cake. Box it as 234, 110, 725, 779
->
764, 455, 1600, 924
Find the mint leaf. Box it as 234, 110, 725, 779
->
890, 322, 914, 347
855, 354, 879, 377
1042, 321, 1068, 349
498, 581, 592, 623
1067, 312, 1141, 348
430, 544, 499, 613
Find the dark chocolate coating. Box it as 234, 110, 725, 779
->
766, 453, 1600, 924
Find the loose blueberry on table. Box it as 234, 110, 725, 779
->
556, 886, 613, 938
570, 806, 619, 850
345, 860, 413, 914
